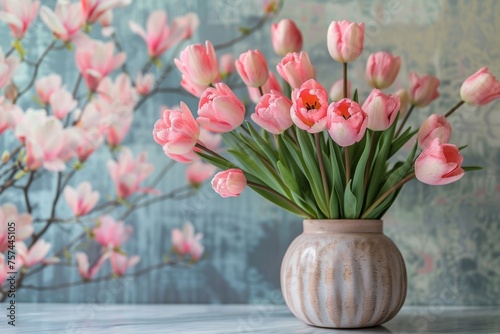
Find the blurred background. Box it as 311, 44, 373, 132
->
3, 0, 499, 305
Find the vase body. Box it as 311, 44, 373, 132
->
281, 219, 407, 328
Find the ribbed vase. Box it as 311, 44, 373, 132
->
281, 220, 407, 328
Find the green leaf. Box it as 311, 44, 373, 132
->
249, 183, 310, 218
343, 180, 357, 219
353, 89, 359, 103
462, 166, 483, 172
277, 161, 300, 195
377, 142, 417, 198
246, 122, 279, 165
196, 152, 234, 170
458, 145, 468, 151
389, 127, 418, 158
351, 132, 372, 216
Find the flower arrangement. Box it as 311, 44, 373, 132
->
154, 17, 499, 220
0, 0, 274, 300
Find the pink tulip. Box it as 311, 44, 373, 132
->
81, 0, 131, 24
395, 88, 409, 118
362, 89, 401, 131
460, 67, 500, 106
107, 148, 154, 199
365, 52, 401, 89
211, 169, 247, 198
135, 72, 154, 96
96, 73, 138, 109
64, 182, 100, 216
329, 79, 351, 101
50, 87, 77, 119
415, 138, 464, 186
197, 83, 245, 133
175, 41, 219, 86
271, 19, 303, 56
327, 98, 368, 147
219, 53, 235, 78
0, 99, 22, 135
327, 20, 365, 63
417, 114, 451, 148
171, 222, 204, 260
40, 2, 85, 43
180, 75, 209, 98
0, 48, 19, 90
17, 240, 51, 268
75, 252, 109, 280
153, 102, 200, 155
75, 39, 126, 91
409, 72, 440, 107
35, 74, 62, 105
0, 203, 33, 252
252, 90, 293, 134
235, 50, 269, 88
93, 216, 132, 248
186, 161, 217, 186
110, 252, 140, 276
276, 51, 315, 89
248, 71, 282, 104
0, 0, 40, 39
290, 79, 329, 133
0, 254, 6, 285
168, 127, 222, 164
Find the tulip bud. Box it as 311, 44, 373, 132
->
395, 89, 409, 118
409, 72, 440, 107
235, 50, 269, 87
327, 20, 365, 63
290, 79, 329, 133
212, 169, 247, 198
362, 89, 400, 131
271, 19, 303, 56
417, 114, 451, 148
460, 67, 500, 106
327, 98, 368, 147
252, 90, 293, 134
276, 51, 315, 90
329, 79, 351, 101
365, 52, 401, 89
175, 41, 219, 86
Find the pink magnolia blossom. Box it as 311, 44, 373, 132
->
64, 182, 100, 216
252, 90, 293, 134
75, 126, 104, 162
171, 222, 204, 260
409, 72, 440, 108
365, 52, 401, 89
0, 48, 19, 90
17, 240, 51, 268
110, 252, 140, 276
105, 107, 133, 147
130, 11, 199, 58
219, 53, 235, 78
40, 2, 85, 43
211, 169, 247, 198
0, 98, 22, 135
175, 41, 219, 86
0, 0, 40, 39
14, 108, 47, 143
0, 203, 33, 252
197, 83, 245, 133
107, 147, 154, 199
327, 98, 368, 147
235, 49, 269, 87
186, 160, 217, 186
248, 71, 282, 104
329, 79, 351, 101
76, 252, 110, 280
276, 51, 315, 89
135, 72, 154, 96
35, 74, 62, 105
417, 114, 452, 148
460, 67, 500, 106
153, 102, 200, 155
168, 127, 222, 164
327, 20, 365, 63
81, 0, 131, 24
362, 89, 401, 131
271, 19, 303, 56
96, 73, 138, 109
415, 138, 464, 186
49, 87, 77, 119
73, 103, 105, 161
0, 254, 6, 285
290, 79, 329, 133
395, 88, 409, 118
93, 216, 132, 249
75, 39, 126, 91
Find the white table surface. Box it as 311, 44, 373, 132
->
2, 304, 499, 333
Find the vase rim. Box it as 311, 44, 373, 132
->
302, 219, 383, 234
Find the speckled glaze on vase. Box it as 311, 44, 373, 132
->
281, 219, 407, 329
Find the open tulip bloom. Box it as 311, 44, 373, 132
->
155, 19, 494, 220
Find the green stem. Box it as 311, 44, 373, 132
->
258, 86, 264, 97
395, 104, 415, 138
363, 130, 379, 193
314, 133, 330, 210
444, 100, 465, 118
343, 62, 348, 99
195, 143, 230, 163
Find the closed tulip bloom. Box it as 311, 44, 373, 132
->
0, 0, 40, 39
415, 138, 464, 186
271, 19, 303, 56
110, 253, 140, 276
248, 71, 282, 104
276, 51, 315, 89
175, 41, 219, 86
366, 51, 401, 89
362, 89, 401, 131
252, 90, 293, 134
64, 182, 100, 216
395, 88, 409, 118
171, 222, 204, 260
186, 161, 217, 187
327, 98, 368, 147
235, 49, 269, 87
327, 20, 365, 63
329, 79, 351, 101
460, 67, 500, 106
409, 72, 440, 107
417, 114, 451, 148
197, 83, 245, 133
93, 216, 132, 249
211, 169, 247, 198
290, 79, 329, 133
153, 102, 200, 155
168, 127, 222, 164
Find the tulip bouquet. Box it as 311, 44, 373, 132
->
0, 0, 274, 300
154, 18, 499, 221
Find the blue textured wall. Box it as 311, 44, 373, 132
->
2, 0, 500, 305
